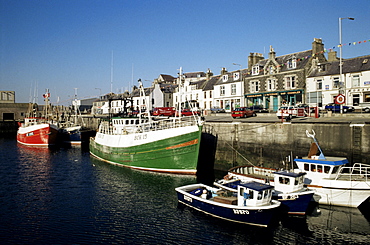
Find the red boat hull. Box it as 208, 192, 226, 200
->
17, 123, 58, 146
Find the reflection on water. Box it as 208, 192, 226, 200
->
0, 137, 370, 244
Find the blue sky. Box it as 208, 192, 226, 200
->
1, 0, 369, 105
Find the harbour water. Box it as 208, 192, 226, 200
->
1, 136, 370, 244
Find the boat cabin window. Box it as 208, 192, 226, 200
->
317, 165, 323, 173
257, 191, 263, 200
304, 163, 309, 171
332, 166, 339, 174
311, 165, 316, 172
249, 190, 254, 199
324, 166, 330, 174
279, 177, 290, 185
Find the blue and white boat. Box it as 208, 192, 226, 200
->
217, 168, 315, 215
175, 182, 280, 227
292, 130, 370, 207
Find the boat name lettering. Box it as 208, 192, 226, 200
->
184, 195, 192, 202
134, 134, 147, 140
233, 209, 249, 215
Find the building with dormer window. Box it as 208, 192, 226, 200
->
213, 67, 245, 111
244, 38, 326, 111
307, 53, 370, 107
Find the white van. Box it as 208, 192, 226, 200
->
354, 102, 370, 112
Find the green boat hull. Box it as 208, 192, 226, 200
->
89, 126, 202, 174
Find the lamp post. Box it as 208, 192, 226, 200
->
339, 17, 354, 114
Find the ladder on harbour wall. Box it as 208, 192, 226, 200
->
352, 125, 363, 163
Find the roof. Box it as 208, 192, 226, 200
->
184, 71, 206, 78
308, 54, 370, 77
273, 171, 306, 178
239, 181, 274, 191
203, 76, 221, 91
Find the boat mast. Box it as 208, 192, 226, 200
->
138, 79, 152, 124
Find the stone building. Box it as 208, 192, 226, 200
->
244, 38, 326, 111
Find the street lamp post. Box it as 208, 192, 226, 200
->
339, 17, 354, 114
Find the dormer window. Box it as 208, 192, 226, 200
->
233, 72, 240, 81
252, 65, 259, 75
288, 57, 297, 69
223, 74, 228, 82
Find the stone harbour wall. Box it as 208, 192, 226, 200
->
202, 122, 370, 171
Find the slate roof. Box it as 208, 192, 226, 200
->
160, 83, 177, 93
308, 55, 370, 77
246, 50, 313, 78
203, 76, 221, 91
184, 72, 206, 78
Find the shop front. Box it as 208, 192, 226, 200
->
245, 89, 304, 112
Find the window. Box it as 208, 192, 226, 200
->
285, 76, 296, 89
316, 79, 322, 90
209, 91, 212, 98
269, 66, 274, 74
288, 58, 297, 69
352, 75, 360, 87
223, 75, 228, 82
267, 79, 276, 91
204, 91, 207, 99
252, 65, 259, 75
220, 86, 225, 96
231, 84, 236, 95
333, 77, 340, 88
250, 81, 260, 93
233, 72, 240, 81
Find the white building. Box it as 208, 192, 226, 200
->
307, 54, 370, 107
213, 67, 245, 111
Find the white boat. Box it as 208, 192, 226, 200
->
175, 182, 280, 227
218, 167, 315, 215
292, 130, 370, 207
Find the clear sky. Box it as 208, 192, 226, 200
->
1, 0, 369, 105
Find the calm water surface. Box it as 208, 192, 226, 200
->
0, 136, 369, 244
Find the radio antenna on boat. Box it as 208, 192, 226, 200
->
306, 130, 326, 159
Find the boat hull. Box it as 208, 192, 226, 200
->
17, 123, 58, 146
89, 125, 202, 174
308, 185, 370, 207
176, 186, 280, 227
275, 192, 315, 215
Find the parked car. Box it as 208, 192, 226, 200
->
152, 107, 176, 116
324, 103, 354, 113
247, 105, 268, 113
176, 109, 200, 116
276, 106, 307, 119
210, 106, 225, 113
354, 102, 370, 113
231, 107, 256, 119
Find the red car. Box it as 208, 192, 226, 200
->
231, 107, 256, 118
152, 107, 176, 116
176, 109, 200, 116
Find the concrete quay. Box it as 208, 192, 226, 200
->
202, 112, 370, 172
